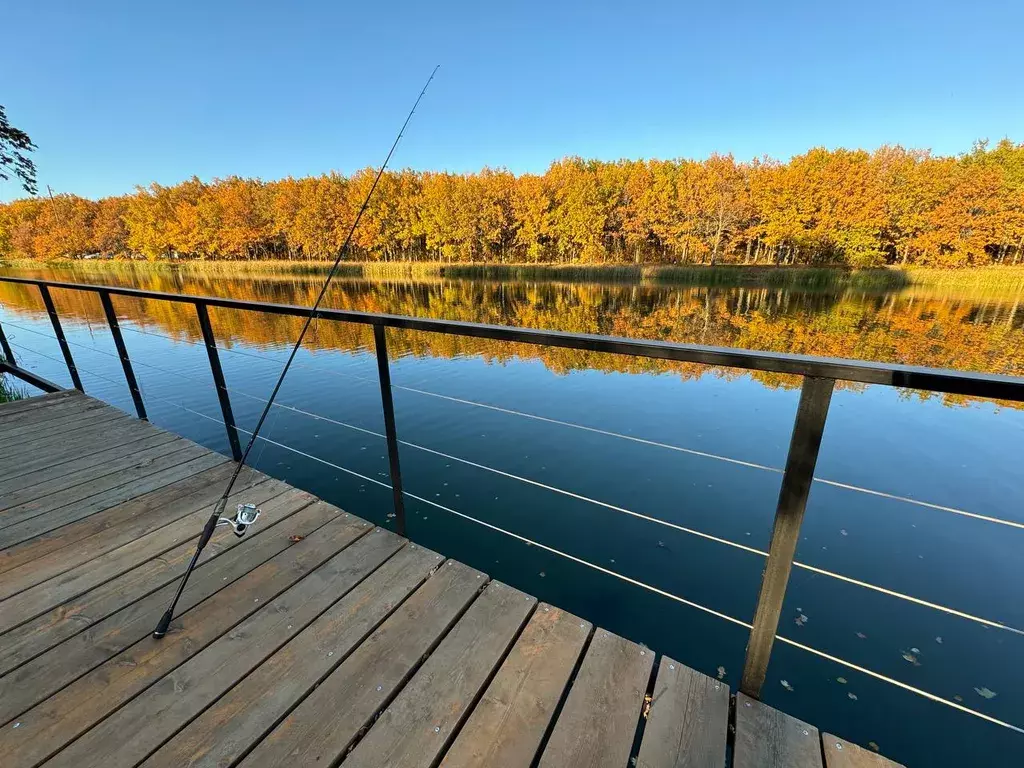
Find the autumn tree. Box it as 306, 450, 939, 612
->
0, 105, 37, 196
3, 140, 1024, 267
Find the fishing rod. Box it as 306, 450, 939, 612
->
152, 65, 440, 639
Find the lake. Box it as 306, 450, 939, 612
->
1, 263, 1022, 766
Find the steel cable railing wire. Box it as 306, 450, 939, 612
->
6, 319, 1024, 639
115, 319, 1020, 533
4, 338, 1023, 735
188, 327, 1024, 531
6, 324, 1024, 636
62, 342, 1024, 636
99, 387, 1024, 738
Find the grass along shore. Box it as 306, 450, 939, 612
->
3, 258, 1024, 292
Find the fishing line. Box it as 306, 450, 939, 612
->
151, 65, 440, 639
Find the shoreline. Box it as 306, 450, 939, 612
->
3, 259, 1024, 292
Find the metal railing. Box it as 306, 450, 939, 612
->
2, 274, 1023, 703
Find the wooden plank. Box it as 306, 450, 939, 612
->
0, 391, 99, 426
0, 417, 173, 482
0, 461, 241, 577
0, 491, 326, 723
0, 477, 270, 602
238, 560, 486, 768
0, 509, 375, 768
0, 413, 141, 468
0, 479, 291, 678
51, 529, 408, 768
345, 581, 535, 768
537, 628, 654, 768
440, 604, 592, 768
0, 431, 179, 499
143, 543, 443, 768
0, 479, 280, 622
0, 434, 187, 513
733, 693, 823, 768
823, 734, 904, 768
0, 450, 226, 549
146, 544, 442, 767
0, 404, 129, 448
0, 390, 78, 420
0, 392, 105, 423
636, 656, 730, 768
0, 439, 199, 523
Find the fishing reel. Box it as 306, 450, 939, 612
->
217, 503, 261, 537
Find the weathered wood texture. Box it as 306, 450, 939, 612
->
143, 543, 443, 768
0, 393, 905, 768
238, 560, 487, 767
823, 734, 905, 768
344, 581, 535, 768
537, 627, 655, 768
734, 693, 823, 768
636, 655, 730, 768
440, 604, 591, 768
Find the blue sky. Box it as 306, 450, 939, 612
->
2, 0, 1022, 201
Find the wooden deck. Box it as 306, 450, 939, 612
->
0, 391, 902, 768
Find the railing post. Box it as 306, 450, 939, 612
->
0, 321, 15, 365
194, 302, 243, 462
373, 324, 407, 536
98, 291, 148, 420
38, 283, 84, 391
740, 375, 835, 698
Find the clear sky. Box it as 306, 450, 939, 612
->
2, 0, 1022, 201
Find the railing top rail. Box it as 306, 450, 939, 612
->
2, 274, 1023, 402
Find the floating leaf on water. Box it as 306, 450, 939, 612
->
935, 636, 943, 644
848, 692, 858, 701
840, 529, 848, 536
539, 571, 546, 578
794, 614, 808, 627
780, 679, 794, 692
717, 666, 726, 680
975, 687, 998, 699
868, 742, 880, 753
836, 677, 847, 685
911, 647, 920, 654
901, 651, 919, 665
856, 632, 867, 639
954, 695, 964, 702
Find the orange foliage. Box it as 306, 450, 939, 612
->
2, 140, 1023, 267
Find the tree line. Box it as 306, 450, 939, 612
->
1, 140, 1022, 268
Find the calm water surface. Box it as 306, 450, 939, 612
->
1, 264, 1022, 766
